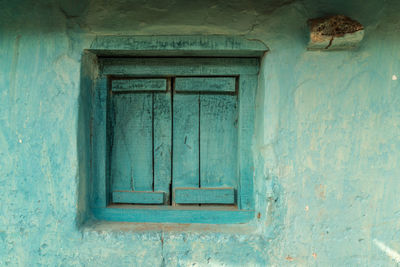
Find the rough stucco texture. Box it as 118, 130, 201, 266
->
1, 0, 400, 266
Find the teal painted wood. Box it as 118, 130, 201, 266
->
93, 207, 254, 224
153, 92, 172, 202
175, 77, 236, 92
90, 35, 269, 57
112, 191, 164, 204
173, 94, 200, 189
237, 75, 257, 210
92, 76, 108, 208
101, 58, 259, 76
200, 94, 238, 188
174, 188, 235, 204
92, 56, 259, 222
111, 78, 167, 92
110, 93, 153, 191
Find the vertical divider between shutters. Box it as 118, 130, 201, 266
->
198, 92, 201, 207
198, 93, 201, 189
151, 92, 155, 192
170, 77, 175, 206
235, 75, 240, 206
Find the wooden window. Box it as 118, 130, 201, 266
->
110, 76, 237, 205
92, 58, 259, 223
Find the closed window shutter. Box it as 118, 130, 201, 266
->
110, 79, 171, 204
173, 77, 238, 205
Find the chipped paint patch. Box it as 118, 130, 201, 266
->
373, 239, 400, 263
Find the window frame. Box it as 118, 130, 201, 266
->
86, 36, 268, 224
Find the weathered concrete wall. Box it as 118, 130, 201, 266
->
1, 0, 400, 266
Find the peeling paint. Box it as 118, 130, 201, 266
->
374, 239, 400, 264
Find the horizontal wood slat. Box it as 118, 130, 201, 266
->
101, 58, 260, 75
174, 188, 235, 204
175, 77, 236, 92
112, 78, 167, 92
93, 207, 253, 224
112, 191, 164, 204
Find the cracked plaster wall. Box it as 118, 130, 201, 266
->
1, 0, 400, 266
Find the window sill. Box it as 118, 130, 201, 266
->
92, 206, 254, 224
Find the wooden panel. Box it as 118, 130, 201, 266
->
93, 207, 253, 224
237, 75, 257, 210
153, 93, 172, 201
200, 95, 238, 188
112, 78, 167, 92
174, 188, 235, 204
110, 93, 153, 192
112, 191, 164, 204
175, 77, 236, 92
173, 94, 200, 189
92, 77, 108, 207
101, 58, 259, 76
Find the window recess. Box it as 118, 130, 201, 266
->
91, 56, 260, 223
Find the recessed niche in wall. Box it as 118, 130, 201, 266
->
77, 36, 268, 224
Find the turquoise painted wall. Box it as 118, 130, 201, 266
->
1, 0, 400, 265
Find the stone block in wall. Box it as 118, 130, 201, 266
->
307, 15, 364, 50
